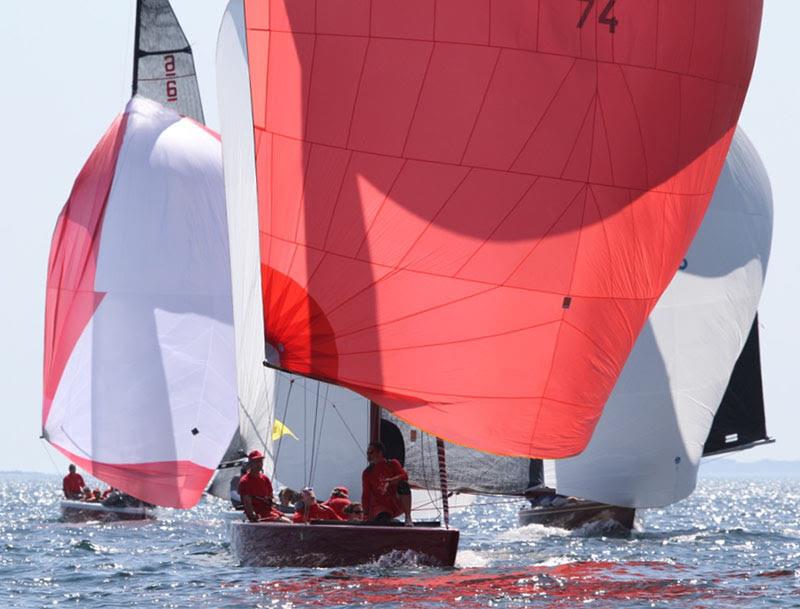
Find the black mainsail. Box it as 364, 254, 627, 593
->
703, 316, 774, 456
132, 0, 204, 123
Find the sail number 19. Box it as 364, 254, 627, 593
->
578, 0, 619, 33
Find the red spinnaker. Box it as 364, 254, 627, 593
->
239, 0, 762, 457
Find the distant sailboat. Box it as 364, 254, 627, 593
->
215, 0, 762, 565
43, 0, 236, 513
518, 128, 773, 528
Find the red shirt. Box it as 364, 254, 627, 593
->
292, 502, 343, 523
361, 459, 408, 521
238, 472, 279, 520
323, 497, 351, 519
63, 472, 85, 498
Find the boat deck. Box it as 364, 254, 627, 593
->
60, 500, 155, 522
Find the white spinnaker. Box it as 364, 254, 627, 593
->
544, 128, 773, 508
216, 0, 276, 474
44, 97, 238, 508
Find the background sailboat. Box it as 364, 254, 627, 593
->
542, 128, 773, 508
378, 127, 772, 531
43, 0, 237, 511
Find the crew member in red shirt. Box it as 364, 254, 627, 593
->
362, 442, 412, 525
238, 450, 289, 523
293, 487, 343, 523
62, 464, 86, 500
323, 486, 351, 520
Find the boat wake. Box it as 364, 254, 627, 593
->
571, 518, 632, 538
497, 523, 570, 542
371, 549, 429, 569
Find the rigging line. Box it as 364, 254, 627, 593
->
238, 396, 269, 457
416, 429, 436, 514
309, 385, 330, 487
307, 382, 321, 487
57, 426, 92, 460
417, 426, 442, 520
329, 402, 364, 453
272, 376, 296, 485
40, 440, 63, 477
303, 378, 308, 487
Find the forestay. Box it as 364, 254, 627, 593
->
43, 97, 237, 508
215, 0, 763, 458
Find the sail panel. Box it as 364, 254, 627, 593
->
43, 97, 237, 508
703, 317, 770, 456
545, 128, 773, 507
219, 0, 763, 458
216, 2, 276, 477
133, 0, 204, 123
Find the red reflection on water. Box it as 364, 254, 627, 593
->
249, 561, 721, 607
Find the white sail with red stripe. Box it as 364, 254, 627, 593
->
43, 96, 237, 508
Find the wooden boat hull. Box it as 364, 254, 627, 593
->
519, 501, 635, 531
230, 521, 459, 567
60, 500, 155, 522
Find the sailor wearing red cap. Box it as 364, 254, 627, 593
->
362, 442, 413, 525
238, 450, 288, 523
323, 486, 352, 520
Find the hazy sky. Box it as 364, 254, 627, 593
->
1, 2, 797, 474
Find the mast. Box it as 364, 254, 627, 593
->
369, 402, 381, 445
131, 0, 142, 96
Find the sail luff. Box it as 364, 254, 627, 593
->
216, 0, 276, 479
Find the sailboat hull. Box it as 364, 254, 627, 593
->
230, 521, 459, 567
60, 500, 155, 522
519, 501, 635, 531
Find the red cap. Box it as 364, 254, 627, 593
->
332, 486, 349, 497
248, 450, 265, 461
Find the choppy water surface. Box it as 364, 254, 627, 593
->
2, 473, 799, 608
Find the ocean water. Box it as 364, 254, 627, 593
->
2, 474, 799, 608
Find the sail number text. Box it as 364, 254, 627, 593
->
164, 54, 178, 103
578, 0, 618, 33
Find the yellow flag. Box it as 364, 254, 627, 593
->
272, 419, 299, 442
